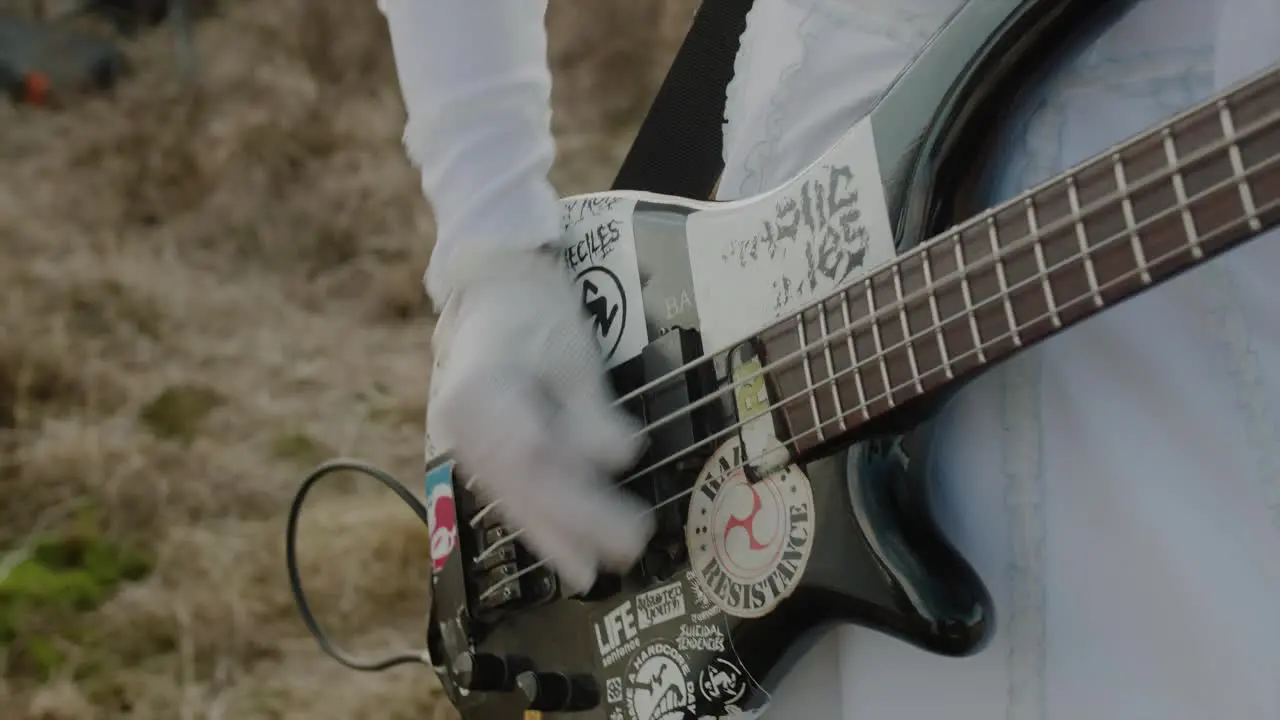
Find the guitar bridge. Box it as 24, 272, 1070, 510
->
468, 514, 558, 614
445, 326, 719, 626
623, 327, 719, 581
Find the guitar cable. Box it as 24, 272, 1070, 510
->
285, 458, 434, 672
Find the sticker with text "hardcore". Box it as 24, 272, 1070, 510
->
623, 642, 695, 720
685, 437, 816, 618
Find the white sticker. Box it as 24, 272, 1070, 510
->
623, 642, 695, 720
634, 580, 687, 630
684, 569, 723, 623
686, 437, 816, 618
606, 677, 625, 705
685, 118, 896, 352
559, 195, 646, 368
594, 599, 641, 668
688, 606, 722, 623
676, 623, 726, 653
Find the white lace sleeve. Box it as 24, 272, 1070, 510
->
380, 0, 563, 309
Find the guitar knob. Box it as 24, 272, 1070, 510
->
452, 651, 529, 692
516, 670, 600, 712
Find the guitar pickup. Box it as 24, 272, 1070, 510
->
627, 328, 718, 574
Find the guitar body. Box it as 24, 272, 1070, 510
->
415, 0, 1279, 718
428, 2, 1079, 717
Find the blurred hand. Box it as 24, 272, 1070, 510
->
427, 248, 654, 595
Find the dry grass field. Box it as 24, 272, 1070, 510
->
0, 1, 695, 717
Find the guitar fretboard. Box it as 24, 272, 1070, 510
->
758, 66, 1280, 459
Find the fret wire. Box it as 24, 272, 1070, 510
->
816, 301, 846, 431
865, 280, 896, 407
1066, 175, 1105, 308
1218, 100, 1264, 232
954, 234, 987, 363
987, 216, 1022, 346
892, 263, 925, 393
852, 196, 1261, 421
793, 316, 825, 442
1025, 197, 1062, 328
1161, 127, 1204, 260
788, 191, 1272, 460
1111, 153, 1154, 285
838, 290, 872, 420
920, 248, 953, 379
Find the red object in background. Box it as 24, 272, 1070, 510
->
0, 11, 130, 108
22, 71, 49, 105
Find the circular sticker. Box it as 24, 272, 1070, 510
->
686, 437, 815, 618
623, 642, 694, 720
698, 657, 748, 708
425, 463, 458, 573
575, 265, 627, 360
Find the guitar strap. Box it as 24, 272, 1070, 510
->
609, 0, 755, 199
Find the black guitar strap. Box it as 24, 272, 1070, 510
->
609, 0, 755, 199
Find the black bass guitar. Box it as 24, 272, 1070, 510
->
285, 0, 1280, 718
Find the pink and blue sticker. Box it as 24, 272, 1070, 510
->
425, 462, 458, 574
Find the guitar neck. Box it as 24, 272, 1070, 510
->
756, 65, 1280, 459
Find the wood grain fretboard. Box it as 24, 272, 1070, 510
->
757, 66, 1280, 459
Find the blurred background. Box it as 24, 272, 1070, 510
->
0, 1, 696, 717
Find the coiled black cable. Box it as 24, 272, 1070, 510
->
285, 457, 432, 672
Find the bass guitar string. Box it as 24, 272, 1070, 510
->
603, 71, 1278, 424
461, 80, 1275, 504
465, 98, 1279, 535
472, 157, 1280, 583
466, 79, 1277, 510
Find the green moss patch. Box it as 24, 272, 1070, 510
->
271, 431, 330, 467
138, 382, 223, 443
0, 528, 153, 679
